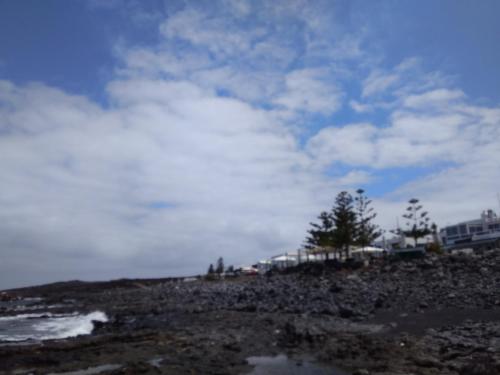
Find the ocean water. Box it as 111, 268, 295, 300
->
0, 311, 108, 342
0, 297, 43, 311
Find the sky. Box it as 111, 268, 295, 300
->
1, 0, 500, 289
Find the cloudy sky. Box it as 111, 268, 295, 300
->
1, 0, 500, 289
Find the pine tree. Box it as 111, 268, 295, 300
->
354, 189, 381, 250
304, 211, 338, 259
215, 257, 224, 275
207, 263, 215, 275
304, 211, 335, 249
332, 191, 357, 259
402, 198, 431, 247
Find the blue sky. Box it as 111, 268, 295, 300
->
0, 0, 160, 101
1, 0, 500, 288
2, 1, 500, 104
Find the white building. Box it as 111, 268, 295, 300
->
374, 234, 426, 251
350, 246, 386, 260
270, 254, 299, 269
374, 235, 406, 251
256, 259, 273, 274
440, 209, 500, 249
256, 250, 325, 274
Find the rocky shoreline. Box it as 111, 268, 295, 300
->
1, 249, 500, 374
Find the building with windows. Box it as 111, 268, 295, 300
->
440, 209, 500, 250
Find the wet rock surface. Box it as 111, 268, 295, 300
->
0, 292, 17, 302
1, 249, 500, 374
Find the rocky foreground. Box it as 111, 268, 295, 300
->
1, 250, 500, 374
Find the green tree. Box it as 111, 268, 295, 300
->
304, 211, 335, 249
332, 191, 357, 259
304, 211, 337, 258
207, 263, 215, 275
215, 257, 224, 275
402, 198, 432, 247
354, 189, 381, 250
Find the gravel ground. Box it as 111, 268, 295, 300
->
1, 249, 499, 374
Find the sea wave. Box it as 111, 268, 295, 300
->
0, 311, 107, 342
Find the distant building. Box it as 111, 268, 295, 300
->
256, 250, 326, 274
256, 259, 272, 274
440, 209, 500, 250
350, 246, 386, 261
374, 234, 431, 251
270, 254, 299, 269
374, 235, 406, 251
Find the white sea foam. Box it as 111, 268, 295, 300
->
0, 311, 107, 342
0, 312, 58, 321
13, 303, 69, 312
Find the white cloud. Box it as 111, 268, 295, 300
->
377, 149, 500, 231
117, 1, 353, 117
160, 8, 261, 57
362, 71, 400, 97
306, 83, 500, 234
308, 88, 500, 169
0, 78, 349, 288
403, 89, 466, 108
2, 1, 375, 287
360, 57, 453, 103
2, 1, 500, 289
349, 99, 372, 113
221, 0, 252, 17
274, 69, 343, 114
387, 112, 465, 142
306, 123, 377, 166
190, 67, 283, 104
335, 170, 373, 186
119, 47, 213, 79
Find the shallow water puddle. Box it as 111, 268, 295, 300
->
46, 364, 122, 375
246, 354, 350, 375
148, 357, 164, 368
